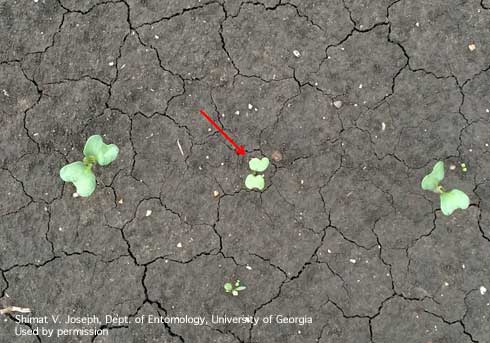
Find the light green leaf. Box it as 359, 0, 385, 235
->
224, 283, 233, 292
235, 286, 246, 291
232, 290, 239, 296
83, 135, 119, 166
245, 174, 265, 191
249, 157, 270, 173
421, 161, 445, 193
60, 161, 96, 197
440, 189, 470, 216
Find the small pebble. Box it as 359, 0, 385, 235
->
333, 100, 342, 109
246, 265, 252, 270
177, 242, 182, 248
271, 150, 283, 162
213, 190, 220, 197
349, 259, 357, 264
449, 165, 456, 170
108, 61, 114, 66
293, 50, 301, 57
381, 122, 386, 131
468, 43, 476, 51
480, 286, 487, 295
145, 210, 152, 217
72, 192, 79, 198
248, 104, 253, 110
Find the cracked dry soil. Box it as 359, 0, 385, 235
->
1, 0, 490, 342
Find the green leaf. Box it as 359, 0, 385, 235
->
60, 161, 96, 197
83, 135, 119, 166
440, 189, 470, 216
232, 290, 239, 296
235, 286, 246, 291
249, 157, 270, 173
421, 161, 445, 193
224, 283, 233, 292
245, 174, 265, 191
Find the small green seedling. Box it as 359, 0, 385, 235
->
461, 163, 468, 173
421, 161, 470, 216
245, 157, 269, 191
60, 135, 119, 197
224, 280, 246, 296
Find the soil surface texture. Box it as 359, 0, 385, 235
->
1, 0, 490, 342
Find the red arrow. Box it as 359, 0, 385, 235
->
199, 109, 246, 156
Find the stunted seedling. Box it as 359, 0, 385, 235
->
60, 135, 119, 197
421, 161, 470, 216
224, 280, 246, 296
245, 157, 269, 191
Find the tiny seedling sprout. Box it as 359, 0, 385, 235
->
224, 280, 246, 296
421, 161, 470, 216
60, 135, 119, 197
245, 157, 270, 191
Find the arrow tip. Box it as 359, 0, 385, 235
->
235, 145, 246, 156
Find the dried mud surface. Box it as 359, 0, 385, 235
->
1, 0, 490, 342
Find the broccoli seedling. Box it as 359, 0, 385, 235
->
60, 135, 119, 197
421, 161, 469, 216
224, 280, 246, 296
245, 157, 270, 191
